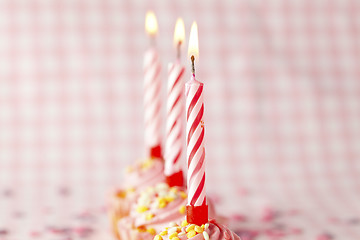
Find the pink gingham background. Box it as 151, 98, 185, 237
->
0, 0, 360, 239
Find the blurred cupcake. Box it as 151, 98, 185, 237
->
153, 219, 240, 240
109, 158, 165, 238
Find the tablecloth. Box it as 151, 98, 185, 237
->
0, 0, 359, 239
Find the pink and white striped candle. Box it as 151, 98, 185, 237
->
165, 18, 185, 187
144, 11, 162, 158
186, 74, 206, 206
186, 22, 208, 225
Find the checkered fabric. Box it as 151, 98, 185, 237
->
0, 0, 360, 239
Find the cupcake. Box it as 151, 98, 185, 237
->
117, 182, 217, 240
117, 182, 187, 240
153, 219, 240, 240
109, 158, 165, 238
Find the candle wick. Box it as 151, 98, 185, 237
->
177, 42, 182, 60
191, 55, 195, 76
150, 35, 156, 47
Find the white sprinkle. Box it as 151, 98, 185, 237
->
138, 197, 151, 206
169, 222, 177, 227
147, 187, 155, 194
156, 183, 169, 191
168, 227, 178, 234
204, 223, 209, 230
203, 231, 209, 240
178, 232, 186, 236
158, 191, 167, 198
169, 191, 178, 199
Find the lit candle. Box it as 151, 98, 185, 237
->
165, 18, 186, 187
185, 22, 208, 225
144, 11, 163, 159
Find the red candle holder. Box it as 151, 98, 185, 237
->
186, 204, 208, 225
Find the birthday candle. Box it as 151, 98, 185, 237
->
185, 22, 208, 225
144, 11, 162, 158
165, 18, 186, 187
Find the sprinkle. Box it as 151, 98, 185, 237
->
160, 231, 168, 236
203, 231, 209, 240
172, 237, 180, 240
186, 224, 196, 232
137, 226, 147, 232
187, 230, 197, 238
195, 226, 204, 233
180, 191, 187, 199
178, 232, 186, 236
204, 223, 209, 230
169, 222, 177, 227
116, 190, 126, 198
181, 219, 188, 227
169, 232, 178, 239
179, 205, 186, 214
156, 183, 169, 191
142, 159, 154, 169
154, 235, 163, 240
147, 228, 157, 235
170, 187, 178, 193
168, 227, 179, 234
158, 190, 168, 198
165, 196, 175, 202
158, 198, 167, 209
136, 206, 149, 213
126, 166, 134, 173
168, 191, 178, 199
146, 213, 155, 220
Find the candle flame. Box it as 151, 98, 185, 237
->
145, 11, 158, 36
188, 21, 199, 61
174, 18, 185, 47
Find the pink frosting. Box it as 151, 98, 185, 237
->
162, 220, 241, 240
109, 159, 166, 230
118, 186, 187, 240
117, 185, 219, 240
123, 159, 166, 190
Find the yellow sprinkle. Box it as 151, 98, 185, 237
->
169, 232, 178, 239
203, 231, 209, 240
181, 219, 188, 227
147, 228, 157, 235
145, 213, 155, 220
158, 198, 167, 208
160, 231, 168, 236
116, 190, 126, 198
165, 196, 175, 202
126, 166, 134, 173
142, 158, 154, 169
126, 187, 135, 193
172, 237, 180, 240
187, 230, 197, 238
180, 191, 187, 199
201, 224, 205, 228
179, 205, 186, 214
186, 224, 195, 232
137, 226, 147, 232
136, 205, 149, 213
170, 187, 179, 193
154, 235, 163, 240
195, 226, 204, 233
